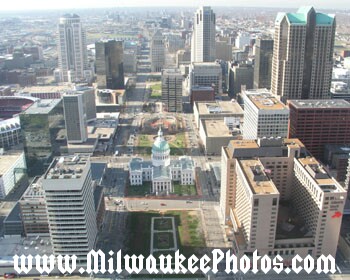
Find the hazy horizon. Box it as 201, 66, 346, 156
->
0, 0, 348, 12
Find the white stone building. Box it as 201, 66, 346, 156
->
129, 128, 195, 195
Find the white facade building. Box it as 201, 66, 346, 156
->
42, 155, 98, 265
0, 151, 26, 199
191, 6, 216, 63
57, 14, 89, 83
129, 128, 195, 195
242, 89, 289, 140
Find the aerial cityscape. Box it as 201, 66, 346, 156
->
0, 2, 350, 280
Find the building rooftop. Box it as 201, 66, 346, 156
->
201, 119, 233, 137
21, 177, 45, 199
0, 152, 24, 177
45, 154, 89, 180
196, 100, 244, 115
244, 89, 287, 111
298, 157, 344, 192
20, 85, 73, 94
21, 99, 62, 115
239, 159, 279, 195
288, 99, 350, 109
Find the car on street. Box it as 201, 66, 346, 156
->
160, 203, 166, 206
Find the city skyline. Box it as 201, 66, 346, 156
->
0, 0, 348, 11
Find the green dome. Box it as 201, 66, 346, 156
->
152, 139, 170, 153
152, 127, 170, 153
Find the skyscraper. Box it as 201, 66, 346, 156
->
42, 155, 98, 265
63, 87, 96, 144
57, 14, 88, 83
271, 7, 336, 103
150, 30, 165, 72
191, 6, 216, 63
161, 69, 183, 113
95, 40, 124, 89
254, 38, 274, 89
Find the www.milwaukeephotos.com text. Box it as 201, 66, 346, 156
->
13, 249, 337, 275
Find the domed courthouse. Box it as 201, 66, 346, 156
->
129, 128, 195, 195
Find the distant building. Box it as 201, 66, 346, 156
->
189, 62, 222, 95
161, 69, 183, 113
242, 89, 289, 140
254, 38, 273, 89
235, 32, 251, 50
324, 144, 350, 183
56, 14, 89, 83
228, 62, 254, 98
123, 50, 137, 73
271, 7, 336, 103
129, 128, 195, 195
42, 155, 98, 265
150, 30, 165, 72
95, 40, 124, 89
0, 150, 26, 199
191, 6, 216, 63
215, 41, 232, 61
176, 49, 191, 68
288, 99, 350, 159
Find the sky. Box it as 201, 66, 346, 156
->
0, 0, 347, 11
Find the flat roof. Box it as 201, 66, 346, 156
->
21, 99, 61, 115
0, 152, 23, 177
298, 157, 343, 190
201, 119, 232, 137
45, 154, 89, 180
21, 177, 45, 199
239, 159, 278, 195
288, 99, 350, 109
244, 90, 287, 110
20, 85, 73, 94
196, 100, 244, 115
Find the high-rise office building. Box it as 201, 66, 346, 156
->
242, 89, 289, 140
271, 7, 336, 103
220, 138, 346, 260
95, 40, 124, 89
42, 155, 98, 265
150, 30, 165, 72
56, 14, 88, 83
189, 62, 222, 95
254, 38, 274, 89
161, 69, 183, 113
20, 99, 65, 176
63, 87, 96, 144
191, 6, 216, 63
288, 99, 350, 159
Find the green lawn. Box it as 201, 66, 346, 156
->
173, 184, 197, 196
126, 182, 152, 196
169, 133, 186, 155
126, 211, 205, 258
138, 134, 153, 147
149, 83, 162, 98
